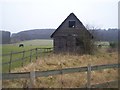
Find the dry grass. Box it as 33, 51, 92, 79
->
2, 48, 118, 88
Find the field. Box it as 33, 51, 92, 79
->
2, 40, 118, 88
2, 48, 118, 88
2, 39, 53, 54
2, 39, 53, 72
1, 40, 112, 72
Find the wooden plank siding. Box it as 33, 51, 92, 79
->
51, 13, 93, 53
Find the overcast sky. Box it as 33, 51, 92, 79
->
0, 0, 119, 33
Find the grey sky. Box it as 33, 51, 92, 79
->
0, 0, 119, 33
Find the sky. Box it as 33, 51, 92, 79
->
0, 0, 119, 33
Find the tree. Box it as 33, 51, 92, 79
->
1, 31, 11, 44
84, 24, 99, 54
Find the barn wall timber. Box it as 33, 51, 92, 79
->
51, 13, 93, 54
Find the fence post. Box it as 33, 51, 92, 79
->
22, 51, 25, 67
43, 48, 45, 57
9, 51, 12, 73
0, 79, 1, 90
59, 63, 63, 88
35, 48, 38, 60
29, 71, 36, 88
39, 49, 42, 58
87, 64, 91, 89
30, 50, 32, 63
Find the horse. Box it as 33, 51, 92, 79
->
19, 44, 24, 47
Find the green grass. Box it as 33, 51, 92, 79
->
3, 48, 118, 88
2, 39, 53, 54
2, 39, 53, 73
94, 41, 110, 45
1, 40, 110, 73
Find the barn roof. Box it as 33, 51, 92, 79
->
51, 13, 93, 38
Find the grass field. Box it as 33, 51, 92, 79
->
2, 47, 118, 88
1, 40, 111, 73
2, 39, 53, 72
2, 39, 53, 54
2, 40, 118, 88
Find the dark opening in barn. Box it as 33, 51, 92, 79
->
69, 20, 76, 28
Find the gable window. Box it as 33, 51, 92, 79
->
69, 20, 76, 28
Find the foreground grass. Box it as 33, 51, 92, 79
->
2, 48, 118, 88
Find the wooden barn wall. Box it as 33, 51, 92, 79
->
53, 14, 88, 38
52, 14, 92, 53
54, 37, 67, 52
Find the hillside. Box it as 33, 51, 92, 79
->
1, 28, 118, 44
11, 29, 55, 43
10, 28, 119, 43
0, 31, 11, 44
90, 29, 119, 41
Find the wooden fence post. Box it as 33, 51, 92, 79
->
43, 49, 45, 57
9, 51, 12, 73
0, 79, 1, 90
87, 64, 91, 89
39, 49, 42, 58
30, 50, 32, 63
22, 51, 25, 67
29, 71, 36, 88
0, 73, 1, 90
60, 63, 63, 88
35, 48, 38, 60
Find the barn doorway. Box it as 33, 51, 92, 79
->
65, 36, 74, 52
75, 38, 85, 53
76, 38, 84, 47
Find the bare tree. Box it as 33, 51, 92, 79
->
84, 24, 99, 54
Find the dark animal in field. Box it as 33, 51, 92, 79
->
19, 44, 24, 47
98, 44, 102, 48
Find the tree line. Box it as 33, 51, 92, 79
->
0, 28, 119, 44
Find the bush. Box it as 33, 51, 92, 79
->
109, 42, 118, 48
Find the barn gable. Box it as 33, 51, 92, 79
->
51, 13, 92, 38
51, 13, 93, 53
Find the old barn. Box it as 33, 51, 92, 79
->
51, 13, 93, 54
